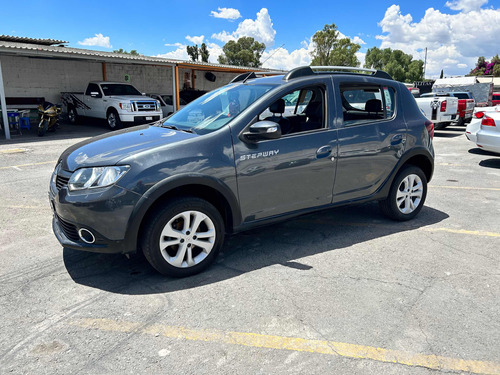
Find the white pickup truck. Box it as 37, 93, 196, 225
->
415, 93, 459, 130
61, 82, 162, 129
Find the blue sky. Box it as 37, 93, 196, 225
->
1, 0, 500, 78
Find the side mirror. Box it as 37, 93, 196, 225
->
240, 121, 282, 143
90, 92, 101, 98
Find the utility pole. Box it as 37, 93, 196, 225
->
423, 47, 428, 80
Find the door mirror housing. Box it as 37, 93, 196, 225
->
240, 121, 282, 143
90, 92, 101, 98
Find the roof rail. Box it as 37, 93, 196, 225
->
283, 66, 393, 81
230, 70, 285, 83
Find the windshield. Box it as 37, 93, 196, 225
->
101, 84, 142, 96
159, 83, 274, 134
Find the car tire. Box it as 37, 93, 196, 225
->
68, 107, 79, 124
379, 165, 427, 221
455, 117, 465, 126
141, 197, 224, 277
107, 110, 121, 130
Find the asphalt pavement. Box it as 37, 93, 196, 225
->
0, 122, 499, 374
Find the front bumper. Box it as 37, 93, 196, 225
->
119, 113, 162, 124
49, 175, 142, 254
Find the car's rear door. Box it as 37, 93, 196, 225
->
332, 79, 406, 202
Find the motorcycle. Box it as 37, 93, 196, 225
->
37, 102, 62, 137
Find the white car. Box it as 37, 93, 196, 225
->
465, 106, 500, 153
148, 94, 186, 117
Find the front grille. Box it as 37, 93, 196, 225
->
57, 214, 79, 242
134, 101, 157, 112
56, 175, 70, 190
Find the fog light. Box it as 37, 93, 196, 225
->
78, 228, 96, 244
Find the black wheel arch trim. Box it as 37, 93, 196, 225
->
122, 174, 241, 252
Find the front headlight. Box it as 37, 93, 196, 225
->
119, 102, 132, 112
68, 166, 130, 191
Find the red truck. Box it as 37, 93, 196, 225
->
448, 92, 475, 126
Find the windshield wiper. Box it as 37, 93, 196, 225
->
160, 124, 194, 133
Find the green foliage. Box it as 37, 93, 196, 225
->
113, 49, 140, 56
200, 43, 210, 63
364, 47, 424, 83
310, 23, 360, 67
186, 45, 200, 62
469, 55, 500, 76
218, 37, 266, 67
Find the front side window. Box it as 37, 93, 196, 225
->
160, 83, 274, 134
258, 86, 325, 135
341, 84, 396, 125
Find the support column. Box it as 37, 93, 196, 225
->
0, 59, 11, 140
171, 65, 177, 113
174, 65, 180, 111
192, 69, 196, 90
102, 62, 107, 81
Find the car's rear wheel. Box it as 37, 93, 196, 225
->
379, 165, 427, 221
68, 107, 78, 124
141, 197, 224, 277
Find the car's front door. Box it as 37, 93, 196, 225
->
232, 84, 338, 223
84, 83, 104, 118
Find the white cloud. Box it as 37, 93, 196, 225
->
445, 0, 488, 12
260, 39, 313, 70
376, 4, 500, 77
210, 7, 242, 20
186, 35, 205, 45
352, 36, 366, 45
211, 31, 236, 44
78, 33, 112, 48
164, 42, 183, 47
212, 8, 276, 47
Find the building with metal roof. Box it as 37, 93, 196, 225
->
0, 35, 275, 139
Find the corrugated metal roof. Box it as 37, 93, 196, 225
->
0, 39, 274, 72
0, 35, 68, 45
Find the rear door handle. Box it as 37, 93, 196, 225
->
316, 145, 332, 158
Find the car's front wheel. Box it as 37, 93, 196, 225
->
141, 197, 224, 277
107, 110, 121, 130
379, 165, 427, 221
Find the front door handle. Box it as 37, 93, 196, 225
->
316, 145, 332, 158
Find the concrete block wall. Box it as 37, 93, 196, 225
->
0, 55, 102, 103
106, 63, 173, 94
179, 69, 240, 92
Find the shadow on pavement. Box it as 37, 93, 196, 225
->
64, 202, 449, 295
434, 127, 464, 138
468, 147, 500, 157
479, 158, 500, 169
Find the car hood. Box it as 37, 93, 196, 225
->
107, 95, 155, 101
61, 125, 197, 171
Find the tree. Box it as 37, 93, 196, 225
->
469, 55, 500, 76
186, 45, 200, 62
113, 49, 140, 56
218, 37, 266, 67
200, 43, 210, 63
440, 70, 444, 79
310, 23, 360, 67
364, 47, 424, 83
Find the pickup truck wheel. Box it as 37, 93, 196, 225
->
379, 166, 427, 221
67, 107, 78, 124
141, 197, 224, 277
434, 122, 449, 130
107, 110, 121, 130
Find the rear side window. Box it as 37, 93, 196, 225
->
341, 84, 396, 126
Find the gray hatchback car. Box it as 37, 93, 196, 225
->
50, 66, 435, 277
